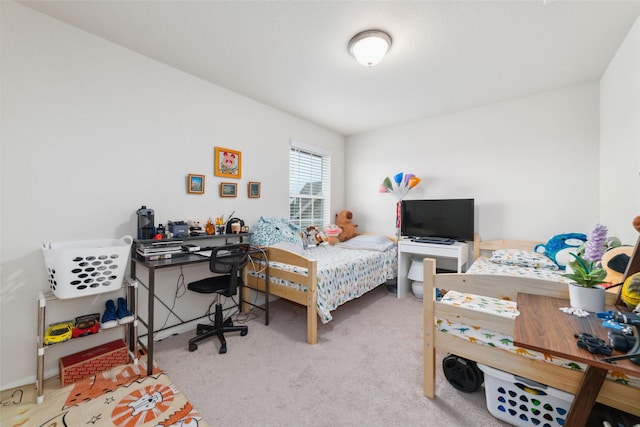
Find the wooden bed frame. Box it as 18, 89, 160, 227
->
423, 236, 640, 416
243, 246, 320, 344
242, 236, 396, 345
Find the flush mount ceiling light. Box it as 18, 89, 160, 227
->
348, 30, 392, 67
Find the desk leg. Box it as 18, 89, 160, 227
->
147, 267, 155, 376
565, 366, 607, 426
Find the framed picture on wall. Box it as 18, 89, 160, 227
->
248, 182, 261, 198
214, 147, 242, 179
187, 174, 205, 194
220, 182, 237, 197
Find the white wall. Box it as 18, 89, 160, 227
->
600, 15, 640, 245
0, 2, 345, 389
346, 84, 602, 242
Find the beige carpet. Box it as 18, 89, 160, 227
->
152, 286, 510, 426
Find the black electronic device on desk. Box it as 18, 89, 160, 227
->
168, 221, 189, 238
136, 240, 186, 260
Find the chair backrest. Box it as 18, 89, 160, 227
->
209, 243, 251, 294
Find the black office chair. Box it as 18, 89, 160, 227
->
187, 243, 250, 354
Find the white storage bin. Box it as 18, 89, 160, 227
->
41, 235, 133, 299
478, 363, 574, 427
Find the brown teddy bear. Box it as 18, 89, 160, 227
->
335, 210, 359, 242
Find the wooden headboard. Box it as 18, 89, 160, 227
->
472, 234, 640, 308
472, 234, 543, 260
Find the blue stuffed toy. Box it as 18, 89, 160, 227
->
534, 233, 587, 270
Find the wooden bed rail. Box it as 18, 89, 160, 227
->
243, 246, 319, 344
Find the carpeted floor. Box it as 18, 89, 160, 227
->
152, 286, 510, 426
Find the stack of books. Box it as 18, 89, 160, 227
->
136, 241, 185, 260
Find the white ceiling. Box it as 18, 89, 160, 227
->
20, 0, 640, 136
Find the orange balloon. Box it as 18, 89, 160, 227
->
408, 177, 421, 188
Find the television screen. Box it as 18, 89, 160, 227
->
401, 199, 475, 241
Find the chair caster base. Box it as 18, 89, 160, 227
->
189, 342, 198, 352
241, 329, 248, 336
219, 346, 227, 354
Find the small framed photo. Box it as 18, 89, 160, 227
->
187, 174, 205, 194
220, 182, 237, 198
214, 146, 242, 179
248, 182, 261, 198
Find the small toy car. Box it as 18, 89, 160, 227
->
44, 321, 73, 345
72, 313, 100, 338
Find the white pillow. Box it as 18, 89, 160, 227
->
337, 235, 395, 252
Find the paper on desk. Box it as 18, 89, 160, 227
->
195, 249, 232, 257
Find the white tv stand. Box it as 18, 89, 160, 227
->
397, 238, 469, 298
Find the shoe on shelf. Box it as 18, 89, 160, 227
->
117, 297, 134, 324
101, 300, 118, 329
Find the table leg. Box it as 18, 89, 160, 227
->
147, 267, 155, 376
564, 366, 607, 426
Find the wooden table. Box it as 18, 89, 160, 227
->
514, 293, 640, 427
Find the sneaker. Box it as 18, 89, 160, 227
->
101, 300, 118, 329
116, 297, 134, 324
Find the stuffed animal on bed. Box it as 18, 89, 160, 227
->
335, 210, 359, 242
304, 226, 326, 247
534, 232, 587, 270
324, 224, 341, 245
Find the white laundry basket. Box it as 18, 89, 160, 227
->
478, 363, 574, 427
41, 235, 133, 299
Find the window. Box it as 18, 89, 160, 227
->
289, 141, 331, 229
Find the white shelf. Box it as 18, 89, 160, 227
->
35, 281, 138, 403
397, 239, 469, 298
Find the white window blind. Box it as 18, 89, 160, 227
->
289, 141, 331, 229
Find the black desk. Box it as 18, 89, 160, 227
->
130, 233, 268, 375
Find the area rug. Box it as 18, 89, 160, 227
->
1, 358, 209, 427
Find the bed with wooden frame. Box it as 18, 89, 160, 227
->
423, 235, 640, 416
243, 234, 397, 344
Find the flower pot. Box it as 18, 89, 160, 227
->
568, 283, 605, 312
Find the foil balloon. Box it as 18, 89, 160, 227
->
382, 177, 393, 190
403, 174, 415, 186
393, 172, 404, 185
408, 177, 421, 188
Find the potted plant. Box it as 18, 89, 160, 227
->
562, 224, 608, 312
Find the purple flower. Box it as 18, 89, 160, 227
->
584, 223, 607, 262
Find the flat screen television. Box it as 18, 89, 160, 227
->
400, 199, 475, 241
